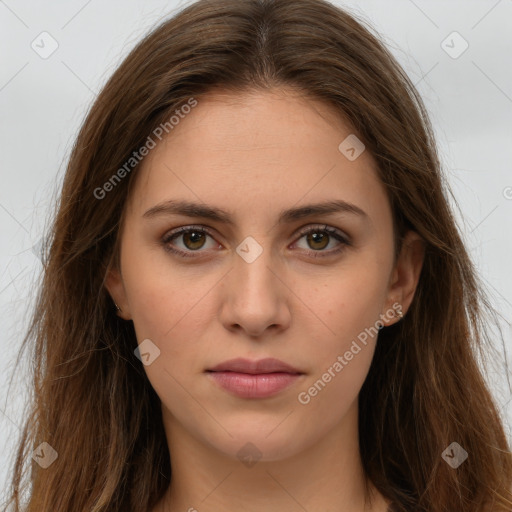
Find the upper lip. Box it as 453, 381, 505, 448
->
207, 357, 303, 375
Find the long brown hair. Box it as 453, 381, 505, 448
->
4, 0, 511, 510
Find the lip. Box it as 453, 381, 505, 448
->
206, 358, 304, 399
207, 357, 302, 374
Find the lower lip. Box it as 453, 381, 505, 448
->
207, 371, 302, 398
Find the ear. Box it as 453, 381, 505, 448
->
105, 266, 132, 321
381, 230, 425, 326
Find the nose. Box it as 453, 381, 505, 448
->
218, 242, 291, 338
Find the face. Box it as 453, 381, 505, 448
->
106, 87, 423, 462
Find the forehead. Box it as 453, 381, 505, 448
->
126, 87, 389, 226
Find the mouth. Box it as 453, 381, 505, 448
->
205, 358, 304, 399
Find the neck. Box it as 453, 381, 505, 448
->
154, 400, 389, 512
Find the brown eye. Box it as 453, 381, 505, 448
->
162, 224, 350, 259
306, 231, 330, 250
182, 230, 207, 250
293, 225, 350, 258
162, 226, 219, 257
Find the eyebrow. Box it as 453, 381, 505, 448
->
142, 199, 368, 225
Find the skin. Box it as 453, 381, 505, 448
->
106, 87, 425, 512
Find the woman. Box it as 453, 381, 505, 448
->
5, 0, 511, 511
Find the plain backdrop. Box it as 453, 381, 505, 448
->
1, 0, 511, 503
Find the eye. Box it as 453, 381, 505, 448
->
161, 225, 219, 257
161, 224, 350, 258
292, 224, 350, 257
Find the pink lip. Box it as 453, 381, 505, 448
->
206, 358, 304, 399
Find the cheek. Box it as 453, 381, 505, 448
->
119, 241, 227, 399
303, 254, 391, 347
292, 254, 391, 405
121, 236, 217, 339
121, 249, 218, 414
294, 314, 379, 427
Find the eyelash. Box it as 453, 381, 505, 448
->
161, 224, 351, 259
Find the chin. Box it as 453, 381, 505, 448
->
202, 421, 309, 464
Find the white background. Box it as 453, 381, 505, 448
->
1, 0, 511, 503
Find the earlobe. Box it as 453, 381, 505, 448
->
105, 266, 131, 320
381, 230, 425, 326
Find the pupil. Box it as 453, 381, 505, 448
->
309, 232, 328, 250
185, 231, 205, 249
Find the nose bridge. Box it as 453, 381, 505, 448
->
232, 234, 280, 301
220, 234, 290, 335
